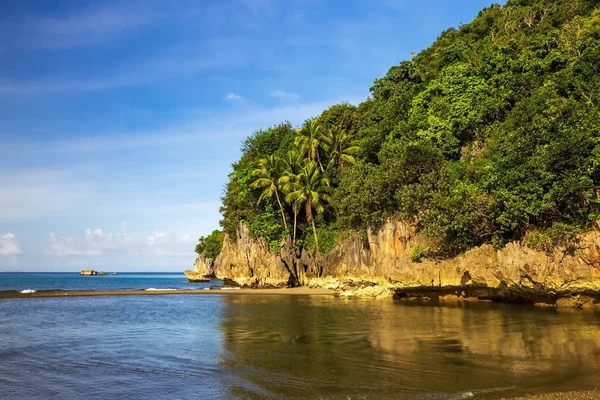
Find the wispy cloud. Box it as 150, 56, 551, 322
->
0, 233, 21, 256
50, 229, 132, 257
0, 169, 92, 220
0, 233, 21, 265
146, 232, 195, 257
0, 50, 247, 95
270, 89, 299, 101
225, 92, 243, 101
5, 1, 168, 50
48, 228, 194, 258
1, 95, 365, 155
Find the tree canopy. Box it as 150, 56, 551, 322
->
206, 0, 600, 259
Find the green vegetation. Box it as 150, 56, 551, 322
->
208, 0, 600, 260
195, 230, 225, 261
411, 246, 424, 263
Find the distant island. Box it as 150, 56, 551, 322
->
80, 270, 116, 276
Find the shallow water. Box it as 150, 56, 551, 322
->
0, 272, 214, 292
1, 292, 600, 399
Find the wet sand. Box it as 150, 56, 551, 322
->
502, 390, 599, 400
0, 286, 335, 299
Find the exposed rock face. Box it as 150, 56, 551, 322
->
184, 254, 215, 282
555, 295, 596, 309
80, 270, 97, 276
194, 253, 215, 277
315, 220, 600, 301
213, 223, 295, 288
208, 219, 600, 302
184, 270, 210, 282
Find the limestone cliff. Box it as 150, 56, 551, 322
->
213, 223, 295, 288
193, 253, 215, 277
210, 219, 600, 303
315, 220, 600, 302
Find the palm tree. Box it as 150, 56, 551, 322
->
295, 119, 325, 172
284, 160, 332, 252
321, 127, 359, 170
279, 150, 304, 246
251, 155, 288, 232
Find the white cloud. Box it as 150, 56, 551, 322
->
269, 89, 299, 101
50, 228, 132, 257
46, 228, 194, 259
225, 92, 242, 101
146, 232, 195, 257
0, 233, 21, 256
0, 233, 21, 265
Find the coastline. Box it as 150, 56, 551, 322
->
0, 286, 335, 299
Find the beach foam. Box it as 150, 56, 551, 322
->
220, 287, 241, 290
20, 289, 37, 294
144, 288, 178, 291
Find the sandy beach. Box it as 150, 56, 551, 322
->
0, 286, 335, 299
501, 391, 599, 400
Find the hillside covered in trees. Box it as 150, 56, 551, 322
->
197, 0, 600, 261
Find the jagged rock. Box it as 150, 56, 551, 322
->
555, 296, 596, 309
339, 285, 396, 300
213, 223, 295, 288
439, 294, 461, 302
184, 270, 210, 282
194, 253, 215, 277
320, 220, 600, 300
307, 277, 344, 291
201, 219, 600, 303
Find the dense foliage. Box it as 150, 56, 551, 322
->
194, 230, 225, 261
210, 0, 600, 258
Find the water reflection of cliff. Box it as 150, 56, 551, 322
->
218, 296, 600, 399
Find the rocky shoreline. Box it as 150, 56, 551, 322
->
194, 220, 600, 308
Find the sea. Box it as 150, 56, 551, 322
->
1, 272, 600, 400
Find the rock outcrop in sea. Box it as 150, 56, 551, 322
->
184, 254, 215, 282
201, 220, 600, 305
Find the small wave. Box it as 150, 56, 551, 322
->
20, 289, 37, 294
220, 287, 241, 290
144, 288, 178, 291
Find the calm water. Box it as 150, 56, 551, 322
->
1, 276, 600, 399
0, 272, 216, 292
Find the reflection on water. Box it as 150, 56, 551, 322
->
1, 295, 599, 399
218, 297, 600, 400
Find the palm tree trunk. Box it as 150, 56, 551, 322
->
311, 218, 319, 252
293, 209, 298, 247
274, 189, 288, 231
306, 200, 319, 251
317, 151, 325, 173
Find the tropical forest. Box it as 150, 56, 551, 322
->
197, 0, 600, 261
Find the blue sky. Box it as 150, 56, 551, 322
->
0, 0, 497, 271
